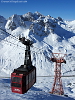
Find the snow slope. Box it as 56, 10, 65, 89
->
0, 77, 75, 100
0, 12, 75, 99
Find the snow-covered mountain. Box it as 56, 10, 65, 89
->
0, 12, 75, 76
0, 11, 75, 99
0, 15, 7, 29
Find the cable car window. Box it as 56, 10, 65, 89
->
22, 76, 26, 87
26, 75, 28, 85
11, 83, 21, 87
33, 70, 35, 79
31, 71, 33, 79
12, 77, 21, 83
32, 71, 34, 79
29, 73, 31, 82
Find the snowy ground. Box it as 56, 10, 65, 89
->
0, 77, 75, 100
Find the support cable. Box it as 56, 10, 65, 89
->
0, 37, 25, 50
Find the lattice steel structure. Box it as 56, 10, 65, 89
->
50, 53, 66, 95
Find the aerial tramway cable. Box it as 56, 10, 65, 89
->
0, 37, 25, 50
0, 28, 50, 54
0, 75, 75, 78
0, 28, 19, 41
0, 28, 74, 78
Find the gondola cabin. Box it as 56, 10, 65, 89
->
11, 65, 36, 94
11, 37, 36, 94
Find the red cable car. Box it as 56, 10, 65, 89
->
11, 65, 36, 94
11, 37, 36, 94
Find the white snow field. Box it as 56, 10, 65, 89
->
0, 12, 75, 99
0, 77, 75, 100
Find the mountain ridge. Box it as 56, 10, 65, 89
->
0, 12, 75, 77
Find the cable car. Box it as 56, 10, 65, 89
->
11, 37, 36, 94
11, 65, 36, 94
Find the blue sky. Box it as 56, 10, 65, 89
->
0, 0, 75, 20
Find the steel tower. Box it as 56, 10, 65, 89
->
50, 53, 66, 95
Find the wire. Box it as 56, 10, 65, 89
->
0, 28, 19, 41
0, 28, 26, 49
0, 28, 39, 53
0, 28, 48, 52
31, 44, 48, 54
0, 28, 51, 54
0, 28, 72, 78
0, 75, 75, 78
0, 37, 25, 50
0, 28, 31, 42
0, 28, 25, 48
